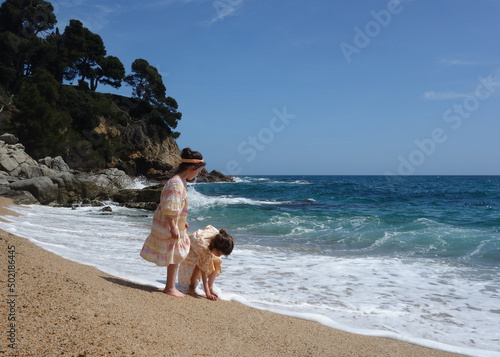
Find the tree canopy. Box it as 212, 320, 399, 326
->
61, 19, 125, 91
125, 58, 166, 103
125, 59, 181, 136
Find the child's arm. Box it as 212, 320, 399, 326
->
200, 271, 217, 301
207, 271, 218, 297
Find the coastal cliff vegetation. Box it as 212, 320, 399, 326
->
0, 0, 182, 176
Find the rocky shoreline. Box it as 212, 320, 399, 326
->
0, 133, 232, 209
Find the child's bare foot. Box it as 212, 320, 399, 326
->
163, 287, 185, 298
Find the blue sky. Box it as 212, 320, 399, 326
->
49, 0, 500, 175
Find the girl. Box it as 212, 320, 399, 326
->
178, 225, 234, 301
140, 148, 205, 298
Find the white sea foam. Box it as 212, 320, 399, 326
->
128, 176, 157, 189
292, 180, 311, 184
188, 185, 279, 209
1, 203, 499, 357
223, 247, 500, 356
266, 179, 311, 185
232, 177, 311, 185
231, 176, 252, 183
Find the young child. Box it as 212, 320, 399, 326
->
140, 148, 205, 298
178, 225, 234, 301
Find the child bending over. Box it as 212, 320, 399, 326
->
178, 225, 234, 301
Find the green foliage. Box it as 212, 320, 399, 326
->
93, 94, 129, 126
124, 58, 181, 136
65, 131, 106, 170
92, 55, 125, 91
0, 0, 56, 91
58, 86, 129, 131
11, 68, 71, 158
58, 85, 100, 131
0, 0, 56, 37
0, 0, 183, 172
0, 31, 23, 90
124, 58, 166, 103
61, 19, 125, 92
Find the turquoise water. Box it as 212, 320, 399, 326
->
190, 175, 500, 266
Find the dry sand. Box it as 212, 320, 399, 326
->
0, 197, 464, 356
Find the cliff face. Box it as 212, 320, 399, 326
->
91, 113, 231, 183
64, 110, 181, 180
99, 116, 181, 179
104, 95, 182, 180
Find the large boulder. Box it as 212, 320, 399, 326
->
49, 172, 79, 203
6, 168, 136, 205
72, 168, 135, 202
0, 141, 39, 177
39, 156, 70, 173
9, 177, 59, 205
111, 186, 162, 210
0, 138, 72, 180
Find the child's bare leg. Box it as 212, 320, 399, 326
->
164, 264, 185, 298
188, 266, 200, 295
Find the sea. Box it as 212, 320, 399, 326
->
1, 175, 499, 357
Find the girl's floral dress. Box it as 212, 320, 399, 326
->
140, 176, 190, 266
178, 225, 223, 287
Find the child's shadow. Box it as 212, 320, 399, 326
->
101, 276, 162, 293
101, 276, 206, 299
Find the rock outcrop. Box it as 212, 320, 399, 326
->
197, 169, 232, 183
0, 133, 233, 209
0, 134, 134, 205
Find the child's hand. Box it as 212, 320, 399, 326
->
206, 292, 217, 301
167, 218, 179, 239
170, 226, 179, 240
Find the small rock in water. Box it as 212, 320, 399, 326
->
100, 206, 113, 213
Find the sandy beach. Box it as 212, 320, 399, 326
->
0, 197, 464, 356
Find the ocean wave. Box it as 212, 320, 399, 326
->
230, 176, 311, 185
267, 179, 311, 185
188, 186, 280, 209
469, 238, 500, 264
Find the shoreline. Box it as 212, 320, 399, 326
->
0, 198, 465, 356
